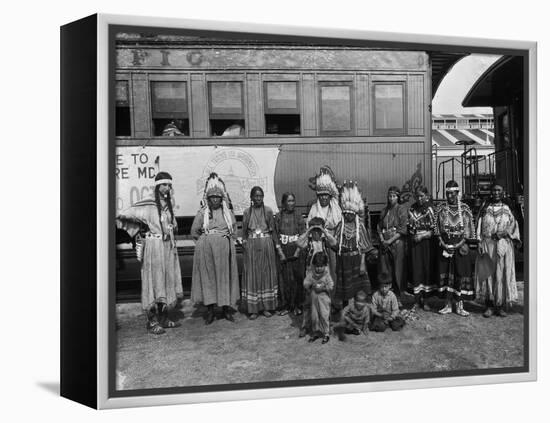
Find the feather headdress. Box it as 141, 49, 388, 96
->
338, 180, 365, 254
201, 173, 234, 234
340, 180, 364, 214
314, 168, 340, 198
203, 173, 226, 200
307, 167, 343, 228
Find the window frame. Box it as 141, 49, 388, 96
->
372, 81, 407, 136
318, 81, 355, 136
115, 78, 132, 137
263, 81, 300, 115
208, 81, 245, 121
150, 80, 189, 120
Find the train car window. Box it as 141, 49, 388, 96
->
151, 81, 189, 137
373, 83, 405, 135
208, 82, 245, 136
319, 82, 353, 135
264, 82, 301, 135
115, 81, 131, 136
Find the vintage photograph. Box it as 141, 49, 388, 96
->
112, 27, 528, 393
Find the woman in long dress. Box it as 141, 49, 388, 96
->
116, 171, 183, 335
407, 186, 437, 311
274, 192, 306, 316
334, 181, 377, 310
475, 184, 520, 317
377, 186, 408, 302
190, 173, 239, 324
241, 186, 279, 319
435, 180, 476, 317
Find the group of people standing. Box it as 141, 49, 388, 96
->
116, 169, 521, 341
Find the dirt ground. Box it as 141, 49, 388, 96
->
115, 283, 525, 391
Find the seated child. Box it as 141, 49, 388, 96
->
369, 272, 406, 332
300, 252, 333, 344
333, 290, 370, 341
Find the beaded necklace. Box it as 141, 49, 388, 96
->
338, 215, 360, 254
251, 205, 268, 234
409, 204, 433, 233
489, 202, 505, 230
442, 200, 464, 235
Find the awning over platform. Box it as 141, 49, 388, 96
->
432, 128, 494, 147
462, 56, 524, 107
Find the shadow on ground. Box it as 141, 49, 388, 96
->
36, 382, 60, 396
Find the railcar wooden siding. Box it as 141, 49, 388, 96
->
115, 40, 433, 216
115, 45, 430, 139
274, 142, 426, 213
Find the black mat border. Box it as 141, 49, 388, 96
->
106, 22, 531, 400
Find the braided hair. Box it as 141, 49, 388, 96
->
250, 186, 269, 228
381, 185, 401, 222
154, 171, 175, 237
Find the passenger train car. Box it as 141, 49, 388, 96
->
115, 33, 437, 218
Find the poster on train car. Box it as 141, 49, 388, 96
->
115, 146, 280, 215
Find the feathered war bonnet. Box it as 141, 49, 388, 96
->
340, 180, 364, 215
311, 167, 343, 226
338, 180, 364, 254
314, 168, 340, 198
201, 172, 234, 234
203, 172, 226, 200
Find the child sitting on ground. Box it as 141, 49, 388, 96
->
370, 272, 406, 332
333, 290, 370, 341
301, 252, 333, 344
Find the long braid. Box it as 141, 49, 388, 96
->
338, 216, 344, 255
165, 191, 175, 223
356, 214, 360, 251
262, 204, 269, 230
155, 186, 176, 237
154, 186, 165, 238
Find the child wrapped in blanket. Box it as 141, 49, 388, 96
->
301, 252, 334, 344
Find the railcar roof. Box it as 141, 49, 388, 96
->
115, 33, 468, 98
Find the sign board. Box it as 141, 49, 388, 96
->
115, 146, 280, 216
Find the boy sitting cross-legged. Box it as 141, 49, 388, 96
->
333, 290, 370, 341
369, 272, 406, 332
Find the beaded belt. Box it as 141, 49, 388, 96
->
145, 232, 172, 242
280, 234, 299, 244
446, 230, 464, 236
206, 229, 230, 236
340, 250, 361, 257
250, 232, 270, 239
